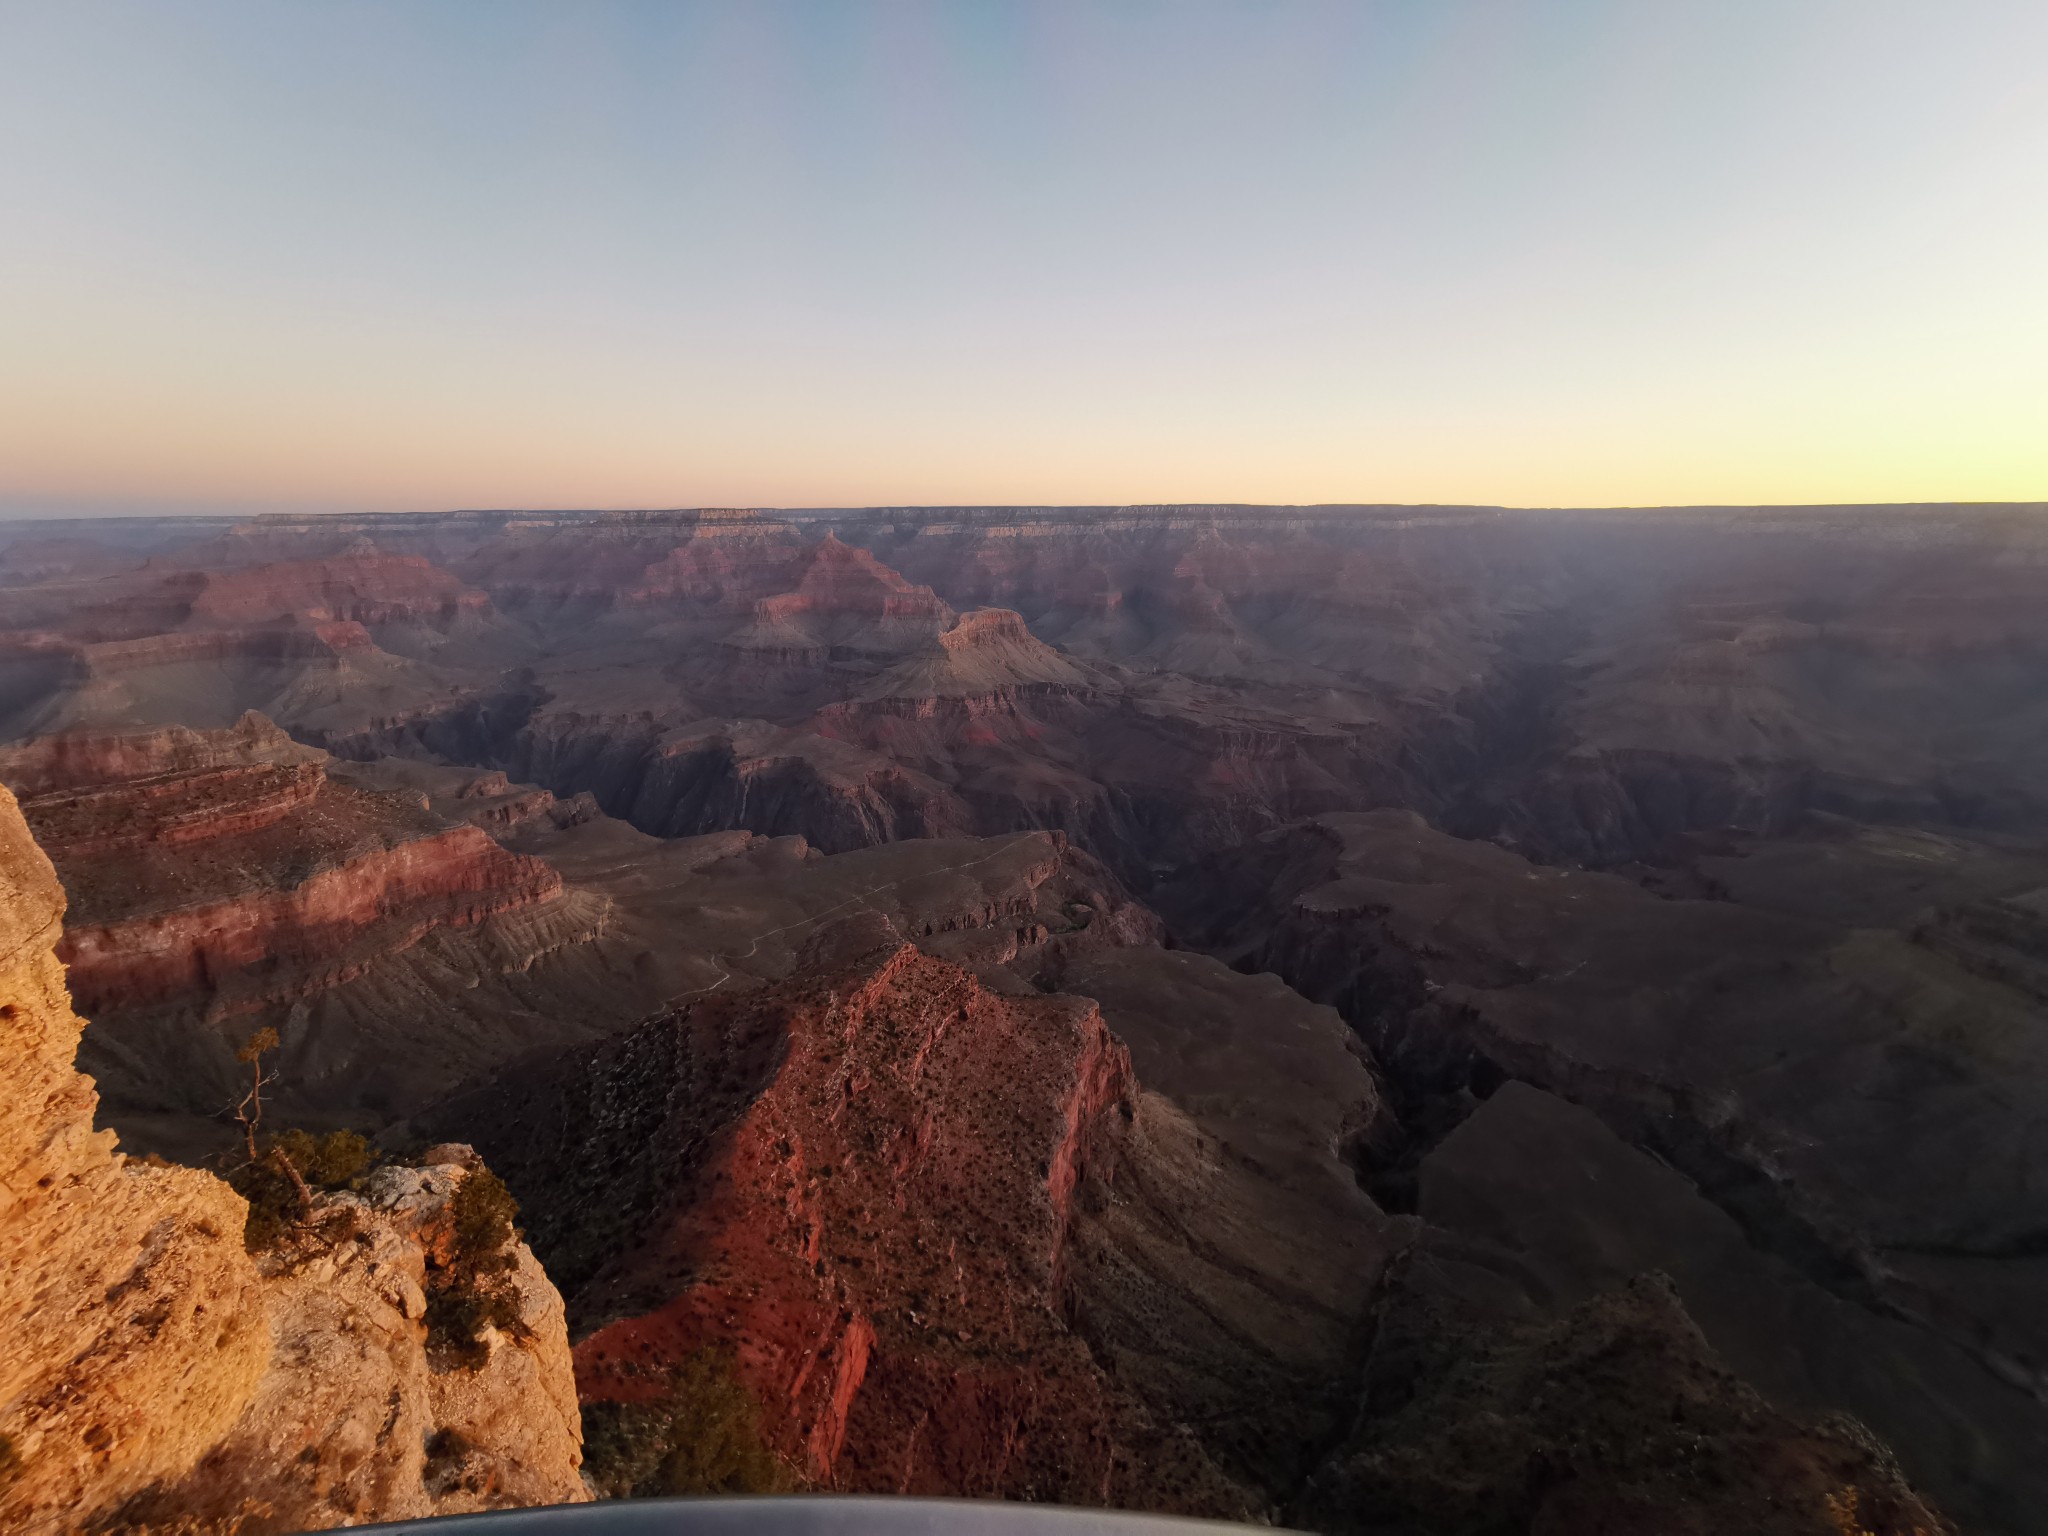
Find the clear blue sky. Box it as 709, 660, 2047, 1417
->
3, 0, 2044, 513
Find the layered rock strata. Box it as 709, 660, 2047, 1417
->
0, 715, 565, 1022
0, 547, 497, 744
10, 503, 2048, 870
0, 783, 585, 1533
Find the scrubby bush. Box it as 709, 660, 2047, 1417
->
449, 1164, 518, 1255
280, 1127, 375, 1186
582, 1348, 791, 1498
426, 1167, 527, 1365
580, 1401, 673, 1498
227, 1128, 379, 1251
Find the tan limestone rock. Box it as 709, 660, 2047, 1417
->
0, 784, 586, 1533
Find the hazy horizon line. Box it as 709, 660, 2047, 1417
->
7, 497, 2048, 527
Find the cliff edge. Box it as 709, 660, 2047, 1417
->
0, 783, 586, 1533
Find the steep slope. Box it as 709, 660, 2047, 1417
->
0, 784, 584, 1533
419, 916, 1399, 1517
7, 714, 1175, 1162
1301, 1082, 1973, 1536
1304, 1261, 1948, 1536
1161, 808, 2048, 1533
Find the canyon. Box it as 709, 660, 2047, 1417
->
5, 502, 2046, 1532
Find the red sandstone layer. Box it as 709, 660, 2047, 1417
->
0, 710, 322, 795
21, 762, 324, 856
572, 934, 1138, 1494
181, 553, 492, 628
621, 521, 810, 608
55, 819, 562, 1017
0, 715, 565, 1019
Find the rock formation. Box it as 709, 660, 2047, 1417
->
0, 714, 564, 1020
0, 782, 585, 1533
0, 715, 606, 1158
2, 502, 2026, 1532
1302, 1264, 1948, 1536
420, 913, 1397, 1517
1159, 809, 2048, 1533
24, 503, 2043, 880
0, 545, 496, 745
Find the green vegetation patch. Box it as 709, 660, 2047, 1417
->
227, 1128, 378, 1251
582, 1347, 792, 1498
426, 1167, 527, 1367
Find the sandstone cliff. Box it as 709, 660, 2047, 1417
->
0, 715, 567, 1023
0, 783, 270, 1527
0, 782, 586, 1532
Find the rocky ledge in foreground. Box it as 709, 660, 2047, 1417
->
0, 782, 585, 1533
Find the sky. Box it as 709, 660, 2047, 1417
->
2, 0, 2045, 517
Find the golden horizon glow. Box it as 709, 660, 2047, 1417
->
4, 2, 2046, 517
